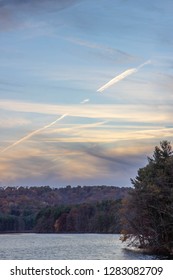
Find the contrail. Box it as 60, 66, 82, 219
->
97, 60, 151, 93
0, 97, 90, 154
137, 60, 151, 70
0, 114, 67, 154
80, 99, 90, 104
97, 68, 137, 92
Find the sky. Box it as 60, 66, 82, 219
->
0, 0, 173, 187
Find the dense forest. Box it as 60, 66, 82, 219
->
0, 185, 129, 233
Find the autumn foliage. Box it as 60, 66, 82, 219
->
0, 185, 128, 233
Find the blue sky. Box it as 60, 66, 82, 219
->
0, 0, 173, 187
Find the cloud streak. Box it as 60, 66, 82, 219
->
0, 0, 79, 11
43, 127, 173, 144
0, 114, 67, 154
97, 60, 151, 92
0, 0, 80, 31
0, 100, 171, 123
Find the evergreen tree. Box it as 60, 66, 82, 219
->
121, 141, 173, 255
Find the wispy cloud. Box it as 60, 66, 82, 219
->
0, 0, 80, 11
0, 114, 67, 154
42, 126, 173, 144
0, 117, 31, 128
67, 37, 134, 62
0, 0, 80, 31
0, 99, 171, 124
97, 60, 151, 92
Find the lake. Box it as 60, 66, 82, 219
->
0, 233, 169, 260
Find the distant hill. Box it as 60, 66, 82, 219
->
0, 185, 130, 233
0, 185, 130, 213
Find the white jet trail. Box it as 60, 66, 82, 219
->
0, 96, 91, 154
137, 60, 151, 70
97, 68, 137, 92
80, 99, 90, 104
0, 114, 68, 154
97, 60, 151, 93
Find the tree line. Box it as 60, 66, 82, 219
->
121, 140, 173, 255
35, 200, 121, 233
0, 185, 128, 233
0, 200, 122, 234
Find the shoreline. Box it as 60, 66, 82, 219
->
124, 245, 173, 258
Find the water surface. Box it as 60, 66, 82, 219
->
0, 233, 168, 260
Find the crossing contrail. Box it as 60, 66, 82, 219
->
97, 60, 151, 93
0, 114, 67, 154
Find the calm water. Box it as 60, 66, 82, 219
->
0, 233, 168, 260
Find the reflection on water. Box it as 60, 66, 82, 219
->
0, 233, 170, 260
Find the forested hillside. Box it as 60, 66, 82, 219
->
0, 185, 129, 233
